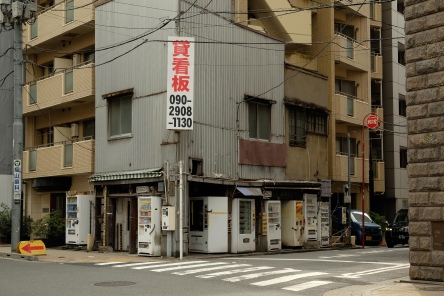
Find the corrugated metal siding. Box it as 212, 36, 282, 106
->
96, 0, 286, 180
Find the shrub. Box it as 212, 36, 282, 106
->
31, 210, 65, 242
0, 203, 33, 242
370, 211, 387, 234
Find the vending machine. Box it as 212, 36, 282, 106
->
231, 198, 255, 253
265, 200, 281, 251
189, 196, 228, 253
138, 196, 162, 256
281, 200, 304, 247
66, 193, 95, 246
303, 194, 318, 241
318, 202, 330, 247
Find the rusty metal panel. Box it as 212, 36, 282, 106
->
239, 139, 287, 167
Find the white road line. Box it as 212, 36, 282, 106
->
132, 261, 207, 270
319, 254, 358, 259
112, 262, 162, 268
251, 272, 328, 286
197, 266, 274, 279
223, 268, 301, 282
94, 262, 123, 265
173, 264, 252, 275
337, 264, 410, 279
152, 262, 228, 272
282, 280, 333, 292
222, 258, 405, 266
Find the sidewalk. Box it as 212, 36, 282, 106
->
1, 244, 444, 295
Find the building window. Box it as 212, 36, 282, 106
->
30, 19, 38, 39
248, 101, 271, 140
29, 150, 37, 171
66, 0, 74, 23
29, 83, 37, 104
307, 112, 328, 135
336, 137, 357, 156
83, 119, 95, 139
64, 144, 73, 167
399, 95, 406, 117
108, 93, 132, 137
397, 1, 404, 14
398, 42, 405, 66
64, 70, 73, 94
289, 108, 306, 146
400, 148, 407, 168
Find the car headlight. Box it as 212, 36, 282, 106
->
386, 227, 392, 231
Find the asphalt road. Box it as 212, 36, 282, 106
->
0, 245, 409, 296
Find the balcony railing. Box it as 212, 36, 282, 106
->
371, 53, 383, 79
334, 33, 370, 71
23, 138, 95, 179
23, 63, 95, 114
26, 0, 94, 47
370, 2, 382, 27
335, 0, 370, 18
334, 154, 369, 182
335, 92, 371, 126
373, 161, 385, 193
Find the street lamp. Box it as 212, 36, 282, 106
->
361, 113, 380, 248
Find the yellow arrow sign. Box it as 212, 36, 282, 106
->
17, 240, 46, 255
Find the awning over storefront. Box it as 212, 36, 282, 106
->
236, 186, 263, 197
90, 168, 163, 182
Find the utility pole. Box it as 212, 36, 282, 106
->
0, 0, 37, 251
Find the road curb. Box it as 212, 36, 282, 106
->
0, 252, 39, 261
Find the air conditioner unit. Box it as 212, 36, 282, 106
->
136, 186, 150, 194
0, 0, 12, 6
71, 123, 79, 138
73, 54, 81, 66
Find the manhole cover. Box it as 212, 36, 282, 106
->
419, 286, 444, 291
94, 281, 136, 287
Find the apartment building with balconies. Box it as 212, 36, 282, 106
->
21, 0, 95, 220
236, 0, 385, 213
379, 0, 407, 220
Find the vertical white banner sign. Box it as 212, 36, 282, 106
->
166, 36, 195, 130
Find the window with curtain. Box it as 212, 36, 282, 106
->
248, 101, 271, 140
108, 94, 133, 137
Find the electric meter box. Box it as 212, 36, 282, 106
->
162, 206, 176, 231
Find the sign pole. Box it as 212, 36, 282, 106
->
362, 113, 380, 249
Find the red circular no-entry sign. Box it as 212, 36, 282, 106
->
366, 114, 380, 129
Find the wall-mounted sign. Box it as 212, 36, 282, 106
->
166, 36, 195, 130
13, 159, 21, 201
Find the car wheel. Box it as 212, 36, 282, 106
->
387, 241, 394, 248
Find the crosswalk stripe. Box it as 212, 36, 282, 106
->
223, 268, 301, 282
152, 262, 228, 272
197, 266, 274, 279
112, 262, 163, 268
337, 264, 409, 279
132, 261, 207, 270
282, 280, 332, 292
94, 262, 123, 266
172, 264, 252, 276
251, 272, 328, 286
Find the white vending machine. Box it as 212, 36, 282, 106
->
66, 193, 95, 246
231, 198, 255, 253
303, 194, 318, 241
265, 200, 281, 251
138, 196, 162, 256
318, 202, 330, 247
281, 200, 304, 247
189, 196, 228, 253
